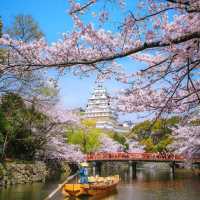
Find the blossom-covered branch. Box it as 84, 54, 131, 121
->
1, 0, 200, 117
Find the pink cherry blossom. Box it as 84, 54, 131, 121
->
98, 135, 123, 152
170, 125, 200, 159
127, 139, 145, 153
42, 134, 84, 162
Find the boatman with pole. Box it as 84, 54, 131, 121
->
79, 162, 89, 184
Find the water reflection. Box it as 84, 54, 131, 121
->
0, 164, 199, 200
64, 190, 117, 200
69, 164, 200, 200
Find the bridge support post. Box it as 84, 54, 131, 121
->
92, 161, 102, 176
92, 161, 96, 176
96, 161, 102, 176
170, 161, 175, 179
129, 161, 137, 179
196, 163, 200, 176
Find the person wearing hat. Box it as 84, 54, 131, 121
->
79, 162, 89, 184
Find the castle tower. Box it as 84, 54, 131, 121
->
85, 84, 118, 130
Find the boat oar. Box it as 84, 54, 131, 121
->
44, 172, 78, 200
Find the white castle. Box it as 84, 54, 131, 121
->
84, 84, 130, 133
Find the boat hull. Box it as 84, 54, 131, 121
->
86, 182, 118, 196
62, 175, 119, 197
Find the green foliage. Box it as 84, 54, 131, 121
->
105, 131, 128, 151
67, 120, 102, 153
131, 117, 180, 138
0, 93, 47, 160
130, 120, 151, 139
141, 138, 155, 152
155, 136, 172, 152
141, 136, 172, 152
112, 132, 126, 145
79, 108, 85, 116
0, 48, 6, 64
7, 14, 44, 42
165, 116, 180, 126
130, 116, 180, 152
190, 119, 200, 126
38, 86, 58, 98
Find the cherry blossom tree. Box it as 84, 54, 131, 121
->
170, 124, 200, 158
98, 135, 123, 152
0, 0, 200, 117
41, 134, 84, 162
127, 139, 145, 153
36, 102, 83, 162
39, 102, 80, 124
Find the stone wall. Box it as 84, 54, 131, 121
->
45, 160, 72, 179
0, 161, 48, 187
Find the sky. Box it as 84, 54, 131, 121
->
0, 0, 144, 123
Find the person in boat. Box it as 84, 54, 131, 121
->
79, 162, 89, 184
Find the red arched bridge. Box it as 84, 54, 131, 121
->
86, 152, 200, 178
86, 152, 200, 163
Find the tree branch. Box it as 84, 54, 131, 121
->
69, 0, 96, 15
8, 31, 200, 68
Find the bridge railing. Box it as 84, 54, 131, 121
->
86, 152, 186, 161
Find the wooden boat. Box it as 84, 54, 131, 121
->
62, 175, 120, 197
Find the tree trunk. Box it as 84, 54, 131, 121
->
1, 134, 8, 160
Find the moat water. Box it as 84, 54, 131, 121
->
0, 163, 199, 200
